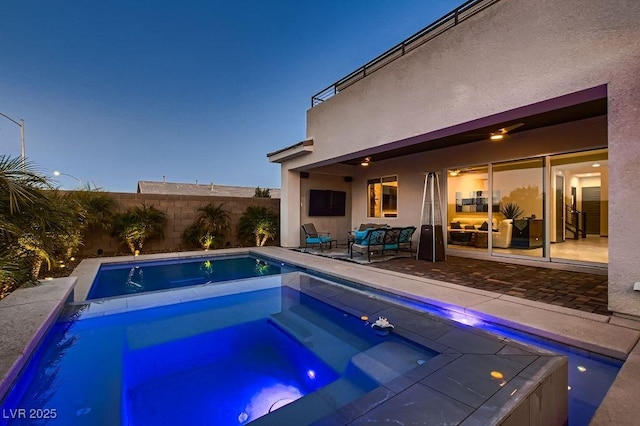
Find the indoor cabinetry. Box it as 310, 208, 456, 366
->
512, 219, 543, 248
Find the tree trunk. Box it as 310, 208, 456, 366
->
32, 258, 43, 280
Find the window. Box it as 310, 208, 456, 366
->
367, 176, 397, 218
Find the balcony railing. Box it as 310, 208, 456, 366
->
311, 0, 501, 107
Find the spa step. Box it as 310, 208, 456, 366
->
269, 312, 314, 347
349, 341, 433, 384
269, 310, 364, 372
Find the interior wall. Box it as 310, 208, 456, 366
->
447, 172, 490, 222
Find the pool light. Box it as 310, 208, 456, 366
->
447, 311, 483, 326
577, 365, 587, 372
307, 370, 316, 379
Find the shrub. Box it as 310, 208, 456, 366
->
237, 206, 278, 247
254, 187, 271, 198
182, 202, 231, 250
112, 203, 167, 254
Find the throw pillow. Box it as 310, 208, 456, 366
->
354, 230, 371, 244
479, 221, 489, 231
464, 225, 475, 230
450, 222, 462, 229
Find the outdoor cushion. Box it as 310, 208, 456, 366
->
354, 229, 373, 243
306, 236, 331, 244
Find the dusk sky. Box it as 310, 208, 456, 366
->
1, 0, 463, 192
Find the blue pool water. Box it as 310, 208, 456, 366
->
1, 281, 436, 425
1, 255, 623, 425
88, 255, 292, 299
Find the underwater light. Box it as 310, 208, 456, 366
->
490, 371, 504, 380
240, 384, 303, 423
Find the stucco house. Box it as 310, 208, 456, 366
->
268, 0, 640, 318
137, 180, 280, 198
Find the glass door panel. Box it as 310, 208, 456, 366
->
549, 149, 608, 264
446, 166, 489, 252
491, 158, 545, 258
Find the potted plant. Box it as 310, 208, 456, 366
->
500, 202, 523, 220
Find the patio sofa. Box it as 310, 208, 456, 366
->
350, 226, 417, 261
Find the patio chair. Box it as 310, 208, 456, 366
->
301, 223, 332, 252
351, 228, 387, 262
398, 226, 417, 252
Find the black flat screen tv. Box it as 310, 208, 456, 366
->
309, 189, 346, 216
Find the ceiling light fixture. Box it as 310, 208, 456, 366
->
360, 157, 371, 166
449, 170, 459, 176
489, 123, 524, 141
592, 163, 601, 168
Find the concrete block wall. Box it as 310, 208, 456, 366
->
78, 192, 280, 256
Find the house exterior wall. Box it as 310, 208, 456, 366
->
276, 0, 640, 316
305, 0, 637, 162
348, 117, 606, 248
299, 174, 353, 246
79, 192, 280, 256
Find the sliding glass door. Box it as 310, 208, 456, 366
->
491, 158, 545, 258
549, 149, 608, 264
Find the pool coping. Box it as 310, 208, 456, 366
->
3, 247, 640, 423
0, 277, 76, 401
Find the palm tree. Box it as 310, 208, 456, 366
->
182, 202, 231, 250
112, 203, 167, 254
0, 156, 70, 295
237, 206, 278, 247
67, 188, 118, 232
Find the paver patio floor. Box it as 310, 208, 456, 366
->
370, 255, 609, 316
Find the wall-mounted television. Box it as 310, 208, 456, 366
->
309, 189, 346, 216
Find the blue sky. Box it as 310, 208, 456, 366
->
1, 0, 463, 192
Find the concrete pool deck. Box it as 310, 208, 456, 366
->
1, 246, 639, 424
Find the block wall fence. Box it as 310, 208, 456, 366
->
78, 192, 280, 256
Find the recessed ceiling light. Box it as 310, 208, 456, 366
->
592, 163, 601, 168
490, 133, 504, 141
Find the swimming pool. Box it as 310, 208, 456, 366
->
0, 253, 617, 424
87, 255, 291, 299
3, 273, 445, 425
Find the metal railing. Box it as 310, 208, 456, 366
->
311, 0, 501, 107
565, 204, 587, 239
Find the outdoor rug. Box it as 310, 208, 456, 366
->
292, 248, 412, 265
